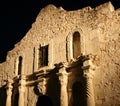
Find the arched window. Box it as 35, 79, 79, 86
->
18, 56, 22, 75
73, 31, 81, 58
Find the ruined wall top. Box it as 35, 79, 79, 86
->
3, 1, 120, 60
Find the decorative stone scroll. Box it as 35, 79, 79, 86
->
18, 75, 26, 106
6, 79, 13, 106
57, 67, 68, 106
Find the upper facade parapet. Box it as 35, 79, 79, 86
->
3, 2, 120, 62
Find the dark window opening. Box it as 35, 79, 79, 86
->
73, 31, 81, 59
18, 56, 22, 75
38, 45, 48, 68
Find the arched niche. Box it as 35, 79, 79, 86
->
15, 56, 23, 76
72, 31, 81, 59
18, 56, 23, 75
66, 29, 83, 61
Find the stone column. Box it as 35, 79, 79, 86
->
84, 73, 95, 106
83, 58, 96, 106
6, 79, 13, 106
18, 75, 26, 106
58, 67, 68, 106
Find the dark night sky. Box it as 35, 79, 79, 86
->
0, 0, 119, 62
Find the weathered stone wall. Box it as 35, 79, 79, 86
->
94, 11, 120, 105
0, 2, 120, 106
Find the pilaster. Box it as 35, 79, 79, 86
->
18, 75, 26, 106
6, 79, 13, 106
57, 67, 68, 106
82, 55, 96, 106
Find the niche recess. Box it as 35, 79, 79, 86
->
73, 31, 81, 58
18, 56, 23, 75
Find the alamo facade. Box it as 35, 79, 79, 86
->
0, 2, 120, 106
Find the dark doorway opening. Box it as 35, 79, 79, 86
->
36, 95, 53, 106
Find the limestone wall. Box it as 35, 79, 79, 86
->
94, 12, 120, 105
0, 2, 120, 106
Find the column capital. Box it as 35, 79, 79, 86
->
19, 74, 26, 80
19, 75, 26, 84
84, 72, 94, 79
83, 59, 96, 70
6, 79, 13, 96
19, 75, 26, 93
82, 54, 97, 78
57, 67, 68, 87
59, 67, 68, 75
6, 79, 13, 89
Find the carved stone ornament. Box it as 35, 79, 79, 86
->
37, 78, 47, 95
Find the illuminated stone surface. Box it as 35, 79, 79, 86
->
0, 2, 120, 106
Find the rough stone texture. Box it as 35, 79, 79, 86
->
0, 2, 120, 106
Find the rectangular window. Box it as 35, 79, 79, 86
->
38, 45, 49, 68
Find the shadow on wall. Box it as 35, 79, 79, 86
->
72, 81, 87, 106
46, 68, 60, 106
0, 85, 7, 106
36, 95, 54, 106
33, 67, 60, 106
